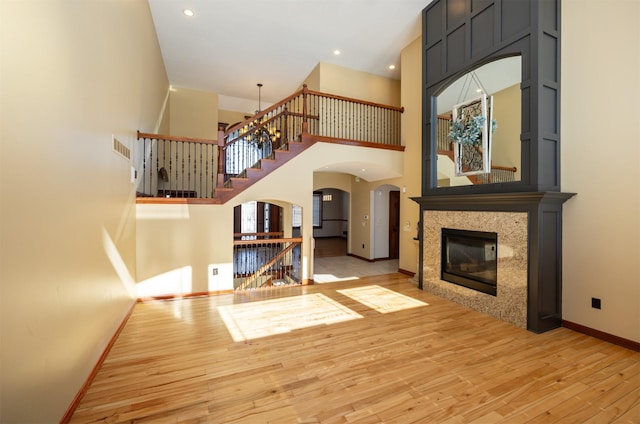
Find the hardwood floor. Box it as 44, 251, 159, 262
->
70, 274, 640, 423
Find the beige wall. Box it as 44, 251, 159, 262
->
561, 0, 640, 342
318, 62, 401, 107
169, 87, 219, 139
314, 172, 353, 193
0, 1, 169, 422
157, 90, 171, 135
136, 143, 403, 292
491, 83, 521, 180
136, 204, 235, 295
399, 36, 423, 274
301, 63, 322, 91
219, 109, 249, 128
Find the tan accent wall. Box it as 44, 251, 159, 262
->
314, 172, 353, 193
491, 83, 521, 180
157, 90, 171, 135
301, 63, 321, 91
0, 1, 169, 422
169, 87, 219, 139
398, 36, 423, 274
561, 0, 640, 342
218, 109, 249, 129
318, 62, 401, 106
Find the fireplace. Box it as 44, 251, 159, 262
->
419, 209, 529, 329
414, 193, 574, 332
441, 228, 497, 296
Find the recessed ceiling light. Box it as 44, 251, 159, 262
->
183, 9, 194, 17
334, 50, 341, 55
388, 65, 396, 70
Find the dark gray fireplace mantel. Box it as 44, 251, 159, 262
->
413, 191, 575, 333
413, 192, 575, 210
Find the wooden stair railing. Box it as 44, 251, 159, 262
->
136, 85, 404, 203
233, 237, 302, 290
217, 85, 404, 199
136, 131, 219, 202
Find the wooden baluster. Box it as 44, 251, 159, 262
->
283, 106, 288, 146
302, 84, 308, 135
216, 130, 225, 188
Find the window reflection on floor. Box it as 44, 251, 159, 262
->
217, 293, 363, 342
337, 285, 428, 313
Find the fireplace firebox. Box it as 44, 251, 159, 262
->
441, 228, 497, 296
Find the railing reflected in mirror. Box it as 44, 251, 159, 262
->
435, 56, 522, 187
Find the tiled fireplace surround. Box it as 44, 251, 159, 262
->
415, 192, 574, 333
423, 210, 529, 329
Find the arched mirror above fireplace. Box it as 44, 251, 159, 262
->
434, 56, 522, 188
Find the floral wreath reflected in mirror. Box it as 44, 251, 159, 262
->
448, 89, 496, 177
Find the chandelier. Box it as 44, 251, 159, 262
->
242, 83, 280, 147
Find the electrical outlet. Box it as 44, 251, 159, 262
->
591, 297, 601, 309
212, 268, 218, 276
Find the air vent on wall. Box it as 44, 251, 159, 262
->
112, 135, 130, 160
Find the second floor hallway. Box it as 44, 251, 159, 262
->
135, 85, 405, 205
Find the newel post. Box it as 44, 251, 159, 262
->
302, 84, 308, 135
216, 130, 225, 188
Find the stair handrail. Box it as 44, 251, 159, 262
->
218, 84, 405, 189
137, 131, 217, 145
224, 88, 306, 136
223, 85, 405, 137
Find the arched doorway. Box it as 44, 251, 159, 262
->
232, 201, 302, 290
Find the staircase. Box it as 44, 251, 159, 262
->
213, 136, 315, 204
136, 85, 404, 204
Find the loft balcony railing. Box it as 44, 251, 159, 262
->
136, 133, 218, 200
136, 85, 403, 200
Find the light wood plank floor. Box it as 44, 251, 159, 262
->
70, 274, 640, 423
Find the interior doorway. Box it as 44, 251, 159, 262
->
389, 190, 400, 259
372, 184, 400, 260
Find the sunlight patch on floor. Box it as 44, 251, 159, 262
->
337, 285, 429, 313
313, 274, 360, 283
218, 293, 363, 342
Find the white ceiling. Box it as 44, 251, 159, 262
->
148, 0, 431, 107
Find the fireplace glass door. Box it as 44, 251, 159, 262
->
441, 228, 497, 296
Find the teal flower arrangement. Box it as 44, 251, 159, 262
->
447, 115, 497, 145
